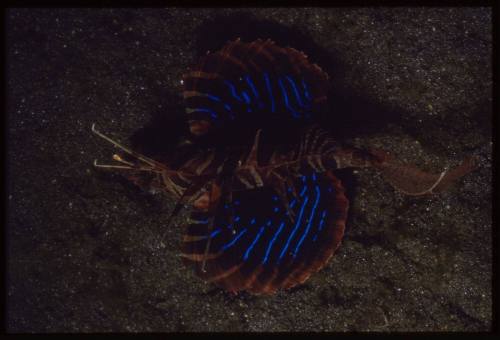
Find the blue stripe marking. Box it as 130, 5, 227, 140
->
206, 93, 222, 102
286, 75, 306, 108
300, 186, 307, 197
302, 78, 311, 101
262, 221, 285, 264
312, 210, 327, 242
293, 186, 321, 257
245, 76, 263, 108
250, 218, 256, 225
221, 228, 247, 251
243, 226, 266, 261
274, 207, 279, 213
278, 78, 300, 118
191, 108, 218, 119
223, 102, 235, 120
200, 228, 222, 239
278, 195, 310, 262
234, 216, 240, 222
302, 175, 307, 182
263, 73, 275, 113
318, 210, 327, 230
290, 199, 296, 208
242, 91, 251, 104
312, 172, 317, 181
224, 80, 244, 102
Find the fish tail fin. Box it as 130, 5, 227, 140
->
374, 153, 478, 196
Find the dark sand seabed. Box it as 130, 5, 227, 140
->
7, 8, 492, 332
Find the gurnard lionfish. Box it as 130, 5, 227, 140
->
92, 39, 477, 294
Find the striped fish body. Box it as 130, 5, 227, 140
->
158, 125, 380, 209
93, 38, 476, 295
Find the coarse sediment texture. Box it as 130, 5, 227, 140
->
7, 7, 492, 332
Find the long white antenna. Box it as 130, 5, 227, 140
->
91, 123, 165, 169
